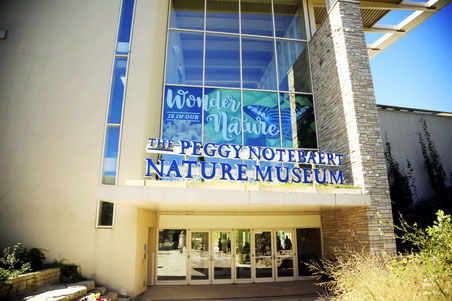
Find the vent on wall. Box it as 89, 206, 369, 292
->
0, 29, 6, 39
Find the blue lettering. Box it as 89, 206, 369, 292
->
330, 170, 344, 184
275, 166, 290, 183
255, 165, 273, 182
237, 164, 248, 181
314, 169, 326, 184
262, 148, 275, 161
317, 152, 325, 165
182, 160, 198, 178
297, 150, 306, 163
302, 168, 313, 184
230, 144, 243, 159
326, 153, 335, 165
145, 158, 165, 178
291, 167, 302, 183
179, 140, 190, 155
220, 163, 234, 180
200, 161, 216, 179
306, 152, 316, 164
218, 144, 231, 158
249, 146, 261, 160
276, 149, 285, 162
192, 141, 202, 156
203, 143, 216, 157
166, 159, 182, 178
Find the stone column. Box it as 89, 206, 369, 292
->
309, 0, 396, 255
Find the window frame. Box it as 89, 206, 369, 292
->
96, 200, 117, 229
161, 0, 319, 151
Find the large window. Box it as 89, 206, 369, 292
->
162, 0, 316, 149
101, 0, 135, 185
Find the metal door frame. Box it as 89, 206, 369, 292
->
252, 229, 275, 283
211, 229, 234, 284
274, 229, 297, 282
188, 230, 211, 284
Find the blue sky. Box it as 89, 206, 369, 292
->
366, 3, 452, 112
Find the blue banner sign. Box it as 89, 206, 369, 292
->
145, 138, 344, 185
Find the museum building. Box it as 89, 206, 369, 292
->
0, 0, 448, 297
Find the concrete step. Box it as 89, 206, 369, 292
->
91, 287, 108, 296
75, 292, 98, 301
75, 281, 96, 292
100, 291, 118, 301
25, 280, 95, 301
75, 286, 110, 301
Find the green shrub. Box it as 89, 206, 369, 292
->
44, 259, 86, 284
17, 247, 46, 271
0, 243, 31, 285
310, 210, 452, 300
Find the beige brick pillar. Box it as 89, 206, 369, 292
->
309, 0, 396, 255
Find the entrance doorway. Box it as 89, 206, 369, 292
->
156, 227, 322, 285
189, 230, 235, 284
157, 229, 301, 284
254, 230, 295, 282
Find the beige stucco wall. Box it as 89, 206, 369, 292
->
135, 209, 157, 295
159, 214, 321, 229
0, 0, 167, 297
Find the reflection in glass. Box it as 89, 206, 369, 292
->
243, 91, 280, 147
297, 228, 322, 276
108, 58, 127, 124
276, 230, 294, 277
98, 201, 114, 226
255, 231, 273, 278
204, 88, 242, 145
207, 0, 239, 33
213, 231, 232, 280
162, 86, 202, 141
169, 0, 204, 30
242, 37, 277, 91
241, 0, 273, 37
166, 31, 203, 86
279, 93, 317, 148
236, 229, 251, 279
102, 126, 120, 184
116, 0, 135, 54
276, 40, 311, 93
191, 232, 209, 280
274, 0, 307, 40
157, 229, 187, 281
205, 35, 240, 88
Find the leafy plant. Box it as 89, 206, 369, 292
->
17, 247, 46, 271
308, 210, 452, 300
44, 259, 86, 284
0, 243, 31, 285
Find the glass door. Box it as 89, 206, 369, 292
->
274, 230, 295, 281
254, 230, 274, 282
212, 230, 233, 283
235, 229, 252, 283
189, 231, 210, 283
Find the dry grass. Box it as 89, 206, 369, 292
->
310, 211, 452, 301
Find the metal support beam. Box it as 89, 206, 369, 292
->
368, 0, 451, 59
312, 0, 437, 11
364, 25, 405, 33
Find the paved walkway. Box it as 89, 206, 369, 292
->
137, 280, 323, 301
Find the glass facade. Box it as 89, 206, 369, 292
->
157, 228, 319, 283
163, 0, 316, 149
